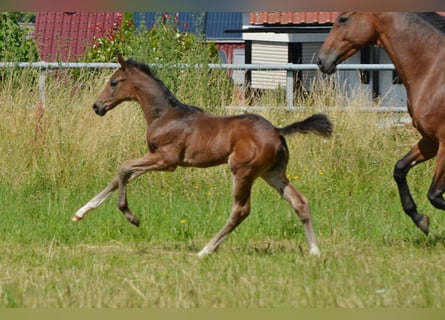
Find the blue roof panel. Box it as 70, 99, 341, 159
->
132, 12, 242, 40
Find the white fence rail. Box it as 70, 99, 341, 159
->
0, 62, 398, 109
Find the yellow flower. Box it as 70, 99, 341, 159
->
180, 219, 187, 224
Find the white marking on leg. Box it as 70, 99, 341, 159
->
268, 177, 321, 256
72, 180, 118, 221
72, 198, 107, 221
309, 244, 321, 256
197, 246, 213, 258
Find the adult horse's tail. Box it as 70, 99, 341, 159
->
277, 113, 333, 137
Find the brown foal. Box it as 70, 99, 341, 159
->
73, 54, 333, 256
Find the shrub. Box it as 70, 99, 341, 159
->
0, 12, 38, 62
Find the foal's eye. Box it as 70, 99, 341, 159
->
110, 80, 118, 88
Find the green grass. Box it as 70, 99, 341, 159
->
1, 69, 445, 307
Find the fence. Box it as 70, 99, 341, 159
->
0, 62, 399, 109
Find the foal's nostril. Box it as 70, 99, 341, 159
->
92, 102, 106, 116
316, 57, 322, 66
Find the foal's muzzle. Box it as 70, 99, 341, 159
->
93, 102, 107, 116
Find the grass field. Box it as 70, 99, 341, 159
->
1, 68, 445, 308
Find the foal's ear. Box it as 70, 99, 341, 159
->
117, 53, 127, 69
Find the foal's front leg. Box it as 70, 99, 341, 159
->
71, 167, 146, 225
114, 157, 156, 226
72, 152, 171, 225
72, 177, 119, 222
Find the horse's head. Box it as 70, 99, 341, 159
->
317, 12, 378, 74
93, 54, 135, 116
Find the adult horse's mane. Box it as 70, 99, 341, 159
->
411, 12, 445, 35
125, 58, 204, 113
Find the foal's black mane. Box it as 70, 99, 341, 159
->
126, 58, 204, 113
410, 12, 445, 35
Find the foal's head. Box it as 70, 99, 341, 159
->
93, 54, 143, 116
93, 54, 203, 118
317, 12, 378, 74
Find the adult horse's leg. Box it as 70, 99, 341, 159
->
427, 143, 445, 210
393, 137, 437, 234
197, 173, 254, 258
262, 170, 320, 256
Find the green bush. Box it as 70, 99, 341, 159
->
0, 12, 38, 62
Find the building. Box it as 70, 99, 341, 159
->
241, 11, 445, 107
242, 12, 403, 106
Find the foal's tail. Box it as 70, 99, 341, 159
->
277, 113, 333, 137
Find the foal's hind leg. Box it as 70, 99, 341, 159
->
262, 170, 320, 256
197, 173, 254, 258
394, 137, 437, 234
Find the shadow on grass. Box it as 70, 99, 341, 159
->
408, 234, 445, 248
384, 231, 445, 249
133, 241, 203, 256
231, 240, 307, 257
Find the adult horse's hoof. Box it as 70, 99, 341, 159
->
416, 214, 430, 235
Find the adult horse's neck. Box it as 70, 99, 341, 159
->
375, 13, 445, 105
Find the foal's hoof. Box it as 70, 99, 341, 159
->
128, 216, 140, 227
415, 214, 430, 235
309, 246, 321, 256
71, 215, 83, 222
197, 246, 212, 258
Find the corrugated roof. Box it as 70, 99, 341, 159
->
34, 12, 123, 61
132, 12, 243, 40
249, 12, 339, 25
205, 12, 243, 39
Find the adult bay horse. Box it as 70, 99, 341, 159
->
317, 12, 445, 235
72, 54, 333, 257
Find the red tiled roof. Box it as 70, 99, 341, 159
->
249, 12, 339, 25
34, 12, 123, 61
250, 12, 445, 25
